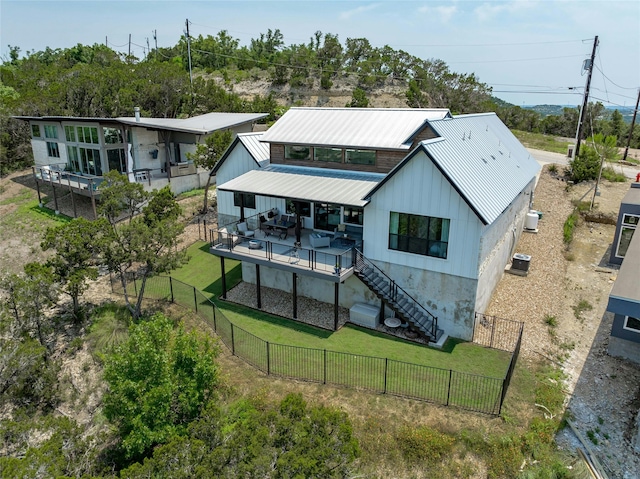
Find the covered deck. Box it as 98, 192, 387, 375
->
209, 213, 363, 330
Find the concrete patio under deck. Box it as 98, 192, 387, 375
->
209, 229, 358, 282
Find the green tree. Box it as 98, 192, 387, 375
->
98, 174, 186, 319
347, 87, 369, 108
119, 393, 359, 478
41, 217, 109, 319
568, 134, 619, 183
186, 129, 233, 213
103, 313, 219, 459
1, 263, 58, 355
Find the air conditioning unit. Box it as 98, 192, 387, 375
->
512, 253, 531, 272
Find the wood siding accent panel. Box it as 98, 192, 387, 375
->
270, 144, 284, 163
410, 125, 439, 149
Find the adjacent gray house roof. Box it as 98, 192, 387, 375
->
260, 107, 451, 150
365, 113, 540, 225
608, 231, 640, 317
15, 112, 268, 136
217, 165, 384, 207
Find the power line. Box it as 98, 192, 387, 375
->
593, 63, 638, 90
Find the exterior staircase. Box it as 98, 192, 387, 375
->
353, 250, 444, 343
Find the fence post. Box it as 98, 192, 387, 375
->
446, 369, 452, 406
323, 349, 327, 384
490, 316, 496, 349
231, 323, 235, 355
193, 286, 198, 312
212, 302, 217, 331
383, 358, 388, 394
266, 341, 270, 375
169, 276, 174, 303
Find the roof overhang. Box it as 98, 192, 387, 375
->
607, 231, 640, 316
216, 165, 384, 207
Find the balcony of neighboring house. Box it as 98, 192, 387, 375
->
209, 210, 363, 283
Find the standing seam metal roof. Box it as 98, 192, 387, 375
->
238, 132, 270, 166
259, 107, 451, 150
422, 113, 540, 224
216, 165, 384, 207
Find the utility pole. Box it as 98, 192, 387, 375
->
153, 30, 158, 61
146, 37, 150, 59
105, 36, 108, 47
622, 88, 640, 163
574, 35, 599, 159
128, 33, 131, 57
185, 19, 194, 104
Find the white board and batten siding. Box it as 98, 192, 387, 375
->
364, 150, 484, 280
216, 142, 282, 222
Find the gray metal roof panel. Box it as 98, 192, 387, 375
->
260, 107, 451, 150
609, 230, 640, 304
117, 112, 267, 134
423, 113, 540, 224
217, 165, 384, 207
238, 132, 270, 163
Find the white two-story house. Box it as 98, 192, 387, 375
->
210, 107, 540, 343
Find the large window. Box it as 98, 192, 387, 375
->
103, 127, 124, 144
284, 145, 310, 161
389, 212, 450, 259
44, 125, 58, 139
343, 206, 363, 225
107, 148, 127, 173
623, 316, 640, 333
314, 203, 341, 231
68, 146, 102, 176
233, 192, 256, 209
615, 214, 639, 258
345, 149, 375, 166
286, 199, 311, 217
67, 146, 80, 171
46, 141, 60, 158
64, 126, 76, 142
31, 124, 41, 138
314, 147, 342, 163
76, 126, 99, 144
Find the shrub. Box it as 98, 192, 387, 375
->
563, 210, 579, 244
601, 167, 627, 182
396, 425, 455, 466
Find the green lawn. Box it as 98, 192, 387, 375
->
169, 242, 510, 379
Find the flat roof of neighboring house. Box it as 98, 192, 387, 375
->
14, 112, 268, 136
259, 107, 451, 150
621, 184, 640, 207
216, 164, 385, 207
366, 113, 540, 225
116, 112, 268, 135
609, 231, 640, 309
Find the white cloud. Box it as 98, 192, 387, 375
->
339, 3, 380, 21
418, 5, 459, 23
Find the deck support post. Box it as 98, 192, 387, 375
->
256, 264, 261, 309
220, 257, 227, 299
34, 168, 42, 206
50, 177, 59, 214
68, 179, 77, 218
89, 180, 97, 219
334, 282, 339, 330
292, 273, 297, 319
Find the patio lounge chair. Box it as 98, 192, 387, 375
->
237, 221, 255, 238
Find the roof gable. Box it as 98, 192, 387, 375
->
213, 132, 269, 174
260, 107, 451, 150
366, 113, 540, 225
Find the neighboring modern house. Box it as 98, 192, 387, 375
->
15, 111, 267, 215
210, 107, 540, 343
607, 182, 640, 364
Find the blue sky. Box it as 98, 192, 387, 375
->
1, 0, 639, 108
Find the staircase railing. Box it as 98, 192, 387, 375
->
354, 249, 438, 339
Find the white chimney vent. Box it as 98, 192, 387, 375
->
134, 107, 141, 122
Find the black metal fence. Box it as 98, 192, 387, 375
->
112, 276, 523, 416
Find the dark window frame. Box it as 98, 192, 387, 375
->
389, 212, 450, 259
233, 192, 256, 209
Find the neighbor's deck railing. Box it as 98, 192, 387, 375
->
112, 275, 524, 416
